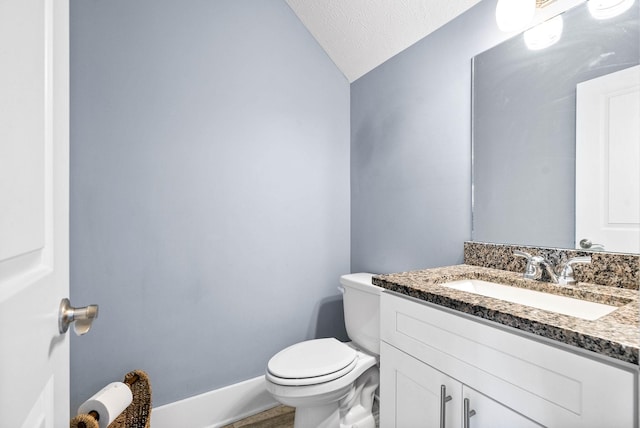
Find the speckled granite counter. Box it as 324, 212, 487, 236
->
373, 265, 640, 365
464, 241, 639, 289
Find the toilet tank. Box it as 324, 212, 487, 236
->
339, 273, 382, 355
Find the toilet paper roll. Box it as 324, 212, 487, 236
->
77, 382, 133, 428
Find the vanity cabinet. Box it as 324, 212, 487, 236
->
380, 292, 637, 428
382, 342, 541, 427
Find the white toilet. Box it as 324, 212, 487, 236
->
265, 273, 382, 428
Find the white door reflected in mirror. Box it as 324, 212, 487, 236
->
576, 65, 640, 254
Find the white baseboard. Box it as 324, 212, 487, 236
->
150, 376, 279, 428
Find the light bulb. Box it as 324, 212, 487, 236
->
588, 0, 636, 19
496, 0, 537, 32
524, 15, 564, 50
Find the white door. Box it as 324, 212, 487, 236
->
576, 65, 640, 253
0, 0, 70, 427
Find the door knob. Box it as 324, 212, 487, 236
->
58, 298, 99, 335
579, 238, 604, 250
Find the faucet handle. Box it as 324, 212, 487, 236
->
567, 256, 591, 265
513, 250, 532, 259
513, 250, 544, 280
557, 256, 591, 285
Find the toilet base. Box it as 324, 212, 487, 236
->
294, 403, 340, 428
289, 366, 379, 428
340, 366, 378, 428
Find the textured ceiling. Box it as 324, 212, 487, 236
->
285, 0, 483, 82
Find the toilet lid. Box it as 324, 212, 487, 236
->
267, 338, 357, 382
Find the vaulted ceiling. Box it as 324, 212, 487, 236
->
285, 0, 483, 82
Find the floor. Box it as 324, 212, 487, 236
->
221, 405, 295, 428
223, 399, 380, 428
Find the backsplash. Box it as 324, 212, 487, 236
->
464, 241, 639, 290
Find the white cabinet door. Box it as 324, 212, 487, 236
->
462, 386, 543, 428
0, 0, 70, 427
381, 342, 462, 428
381, 342, 545, 428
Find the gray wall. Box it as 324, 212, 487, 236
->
351, 0, 509, 274
70, 0, 350, 410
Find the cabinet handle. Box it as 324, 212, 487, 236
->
463, 398, 477, 428
439, 385, 452, 428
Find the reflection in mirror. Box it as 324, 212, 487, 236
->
575, 65, 639, 253
472, 0, 639, 253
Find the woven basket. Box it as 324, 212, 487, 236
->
70, 370, 152, 428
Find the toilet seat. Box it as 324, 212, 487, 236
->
267, 338, 358, 386
265, 345, 378, 405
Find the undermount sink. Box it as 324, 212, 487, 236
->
443, 279, 618, 321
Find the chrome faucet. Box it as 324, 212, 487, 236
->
514, 250, 591, 285
513, 250, 545, 281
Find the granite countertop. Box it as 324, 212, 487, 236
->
373, 264, 640, 365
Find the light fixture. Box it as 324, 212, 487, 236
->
524, 15, 564, 50
588, 0, 636, 19
495, 0, 537, 31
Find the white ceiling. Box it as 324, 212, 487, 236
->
285, 0, 483, 82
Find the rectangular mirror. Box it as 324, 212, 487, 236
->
472, 0, 639, 253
